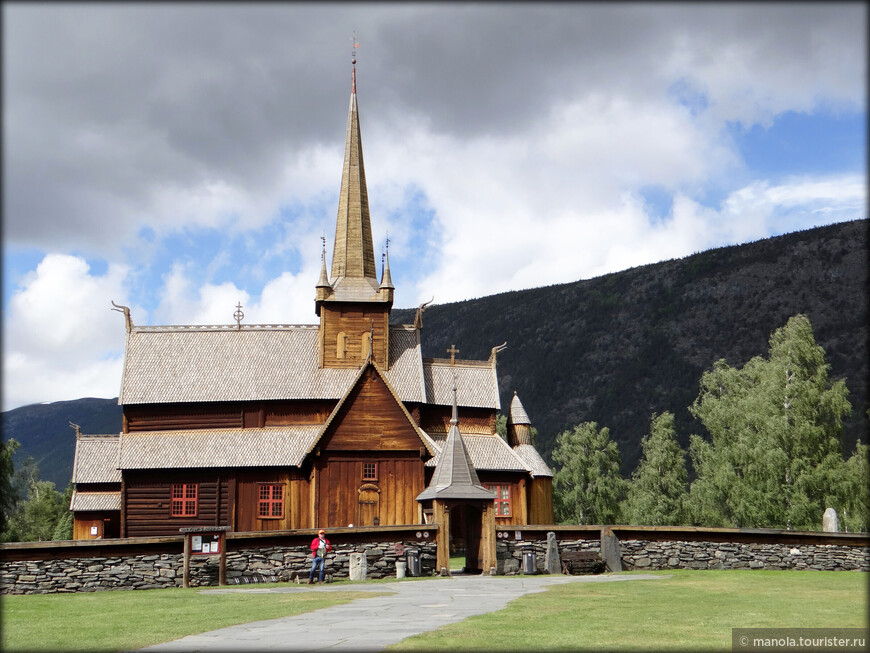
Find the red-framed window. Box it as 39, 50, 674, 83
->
486, 484, 511, 517
362, 462, 378, 481
258, 484, 284, 519
171, 483, 198, 517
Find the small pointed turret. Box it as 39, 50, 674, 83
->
315, 238, 331, 304
379, 241, 394, 303
507, 391, 533, 446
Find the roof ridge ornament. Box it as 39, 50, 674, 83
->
111, 300, 133, 333
489, 342, 507, 365
234, 302, 245, 330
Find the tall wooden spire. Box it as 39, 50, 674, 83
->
331, 62, 376, 282
316, 56, 392, 369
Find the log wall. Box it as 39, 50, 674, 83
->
124, 471, 230, 538
124, 400, 336, 433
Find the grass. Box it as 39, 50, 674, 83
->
3, 570, 867, 652
1, 581, 388, 652
388, 570, 869, 651
449, 553, 466, 570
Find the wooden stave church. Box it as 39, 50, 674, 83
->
70, 62, 553, 541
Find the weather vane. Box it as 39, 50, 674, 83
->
234, 302, 245, 329
382, 235, 390, 268
351, 30, 359, 64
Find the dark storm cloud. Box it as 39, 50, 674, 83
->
3, 3, 864, 250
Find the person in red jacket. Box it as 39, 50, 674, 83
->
308, 529, 332, 584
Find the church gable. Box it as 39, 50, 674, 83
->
318, 364, 429, 453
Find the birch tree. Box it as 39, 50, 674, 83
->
688, 315, 852, 529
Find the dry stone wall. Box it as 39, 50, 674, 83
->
495, 535, 868, 575
619, 540, 869, 572
0, 539, 437, 595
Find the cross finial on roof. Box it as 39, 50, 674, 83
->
447, 344, 459, 364
234, 302, 245, 329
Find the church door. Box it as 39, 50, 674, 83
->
357, 484, 380, 526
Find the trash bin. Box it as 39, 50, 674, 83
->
522, 548, 537, 575
406, 548, 421, 577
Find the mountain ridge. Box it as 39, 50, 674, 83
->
4, 219, 867, 488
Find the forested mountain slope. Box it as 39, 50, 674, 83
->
394, 218, 868, 473
4, 219, 867, 487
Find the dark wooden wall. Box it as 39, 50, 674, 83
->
124, 400, 336, 433
419, 406, 497, 434
123, 470, 230, 538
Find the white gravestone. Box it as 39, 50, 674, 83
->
349, 552, 367, 580
822, 508, 839, 533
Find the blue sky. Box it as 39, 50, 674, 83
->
2, 3, 866, 410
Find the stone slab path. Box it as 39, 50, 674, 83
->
138, 573, 666, 652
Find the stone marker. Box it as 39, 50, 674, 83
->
396, 560, 407, 579
601, 527, 623, 572
545, 532, 560, 574
823, 508, 839, 533
349, 552, 367, 581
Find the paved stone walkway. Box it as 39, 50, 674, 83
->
139, 573, 666, 652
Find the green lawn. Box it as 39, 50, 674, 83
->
2, 571, 867, 652
1, 583, 387, 652
389, 570, 869, 651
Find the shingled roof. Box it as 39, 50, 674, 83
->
425, 433, 531, 473
512, 444, 553, 478
118, 324, 499, 409
71, 434, 121, 483
423, 358, 500, 409
118, 427, 321, 469
70, 490, 121, 511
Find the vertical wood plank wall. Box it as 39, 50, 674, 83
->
528, 477, 554, 524
314, 456, 424, 528
319, 304, 390, 368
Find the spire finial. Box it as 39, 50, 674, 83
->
351, 31, 359, 92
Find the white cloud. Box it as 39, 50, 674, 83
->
2, 254, 135, 409
2, 4, 865, 410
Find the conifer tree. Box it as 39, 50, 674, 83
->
623, 412, 688, 525
687, 315, 852, 529
552, 422, 625, 524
